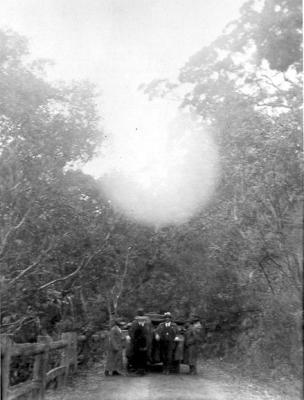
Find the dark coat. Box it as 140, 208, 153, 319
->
105, 325, 123, 372
132, 323, 149, 371
174, 333, 185, 361
183, 324, 203, 366
129, 316, 152, 343
155, 321, 179, 370
155, 321, 178, 342
128, 315, 153, 361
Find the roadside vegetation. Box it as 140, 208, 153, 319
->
0, 0, 302, 387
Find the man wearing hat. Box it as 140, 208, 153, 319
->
155, 312, 179, 374
171, 320, 186, 374
184, 316, 203, 375
127, 308, 152, 375
105, 318, 124, 376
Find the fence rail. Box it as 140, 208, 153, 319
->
1, 332, 86, 400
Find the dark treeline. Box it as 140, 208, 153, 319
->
0, 0, 302, 382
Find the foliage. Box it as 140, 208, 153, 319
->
0, 29, 104, 339
141, 0, 303, 378
230, 0, 302, 72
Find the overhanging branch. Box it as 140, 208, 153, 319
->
38, 249, 103, 291
7, 238, 53, 287
258, 258, 275, 294
0, 207, 32, 259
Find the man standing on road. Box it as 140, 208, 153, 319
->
184, 316, 203, 375
127, 308, 152, 375
155, 312, 179, 374
172, 321, 186, 374
105, 318, 124, 376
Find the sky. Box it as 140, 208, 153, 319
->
0, 0, 246, 226
0, 0, 245, 115
0, 1, 245, 78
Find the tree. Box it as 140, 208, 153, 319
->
0, 29, 103, 337
226, 0, 302, 72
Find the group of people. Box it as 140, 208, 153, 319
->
104, 309, 203, 377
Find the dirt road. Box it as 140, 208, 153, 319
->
46, 361, 300, 400
90, 373, 243, 400
87, 371, 269, 400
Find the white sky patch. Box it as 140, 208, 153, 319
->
0, 0, 245, 102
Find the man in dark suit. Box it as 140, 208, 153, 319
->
128, 308, 152, 375
155, 312, 179, 374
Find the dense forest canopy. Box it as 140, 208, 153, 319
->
0, 0, 302, 379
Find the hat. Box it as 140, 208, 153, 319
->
190, 315, 201, 323
111, 316, 123, 325
164, 312, 172, 318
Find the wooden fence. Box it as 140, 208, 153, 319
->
1, 332, 85, 400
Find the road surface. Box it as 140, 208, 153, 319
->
45, 362, 300, 400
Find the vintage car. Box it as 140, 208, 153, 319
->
125, 313, 186, 373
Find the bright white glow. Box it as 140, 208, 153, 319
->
93, 93, 219, 227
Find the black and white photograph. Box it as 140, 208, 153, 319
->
0, 1, 302, 399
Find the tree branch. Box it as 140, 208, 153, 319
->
0, 207, 32, 259
260, 74, 286, 93
38, 249, 103, 291
283, 73, 298, 86
111, 247, 132, 313
266, 255, 287, 273
7, 238, 53, 287
256, 101, 292, 109
117, 247, 131, 300
258, 258, 275, 294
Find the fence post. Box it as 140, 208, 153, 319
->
33, 335, 50, 400
1, 334, 13, 400
60, 332, 72, 386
